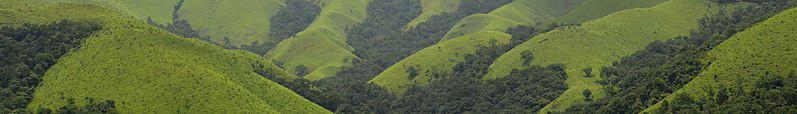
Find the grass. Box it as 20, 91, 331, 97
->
402, 0, 461, 30
642, 7, 797, 113
34, 0, 290, 46
440, 0, 666, 40
267, 0, 371, 81
369, 31, 512, 94
30, 0, 180, 25
178, 0, 286, 46
0, 1, 329, 113
484, 0, 709, 112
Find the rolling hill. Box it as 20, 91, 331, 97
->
267, 0, 371, 81
370, 0, 667, 94
34, 0, 291, 47
368, 31, 512, 94
440, 0, 667, 40
484, 0, 709, 112
0, 1, 329, 113
403, 0, 461, 30
642, 6, 797, 113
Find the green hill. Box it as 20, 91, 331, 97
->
642, 7, 797, 113
0, 1, 329, 113
403, 0, 461, 30
370, 0, 666, 94
34, 0, 290, 47
178, 0, 286, 46
369, 31, 512, 94
440, 0, 667, 40
30, 0, 181, 25
267, 0, 371, 81
484, 0, 708, 112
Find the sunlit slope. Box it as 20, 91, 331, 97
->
178, 0, 286, 46
370, 31, 511, 94
484, 0, 708, 112
370, 0, 666, 94
441, 0, 666, 40
267, 0, 371, 81
0, 2, 328, 113
403, 0, 461, 30
643, 7, 797, 113
34, 0, 290, 46
31, 0, 180, 25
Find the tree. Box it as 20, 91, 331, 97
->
583, 89, 593, 101
295, 65, 309, 76
583, 67, 593, 77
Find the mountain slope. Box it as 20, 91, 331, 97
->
178, 0, 286, 46
370, 0, 667, 94
369, 31, 512, 94
485, 0, 709, 112
441, 0, 667, 40
643, 7, 797, 113
31, 0, 181, 25
403, 0, 461, 30
0, 1, 329, 113
35, 0, 290, 47
267, 0, 371, 81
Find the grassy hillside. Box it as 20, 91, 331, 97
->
30, 0, 181, 25
0, 1, 329, 113
643, 7, 797, 113
178, 0, 286, 46
267, 0, 371, 81
34, 0, 290, 47
484, 0, 708, 112
440, 0, 666, 40
403, 0, 461, 30
369, 31, 512, 94
370, 0, 666, 94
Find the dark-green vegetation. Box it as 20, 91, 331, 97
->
564, 0, 797, 113
259, 0, 322, 55
659, 72, 797, 113
347, 0, 512, 68
35, 98, 118, 114
0, 20, 101, 113
268, 23, 565, 112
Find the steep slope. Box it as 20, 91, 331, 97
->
485, 0, 708, 112
369, 31, 512, 93
370, 0, 667, 94
643, 7, 797, 113
267, 0, 371, 81
403, 0, 461, 30
441, 0, 667, 40
0, 1, 329, 113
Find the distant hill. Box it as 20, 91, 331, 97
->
643, 6, 797, 113
370, 0, 668, 95
0, 1, 329, 113
440, 0, 667, 40
266, 0, 371, 81
485, 0, 709, 112
35, 0, 291, 47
